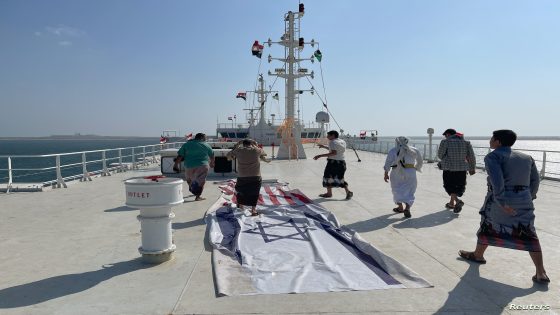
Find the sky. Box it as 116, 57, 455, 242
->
0, 0, 559, 137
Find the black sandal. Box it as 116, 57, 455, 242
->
345, 191, 354, 200
445, 203, 455, 209
532, 275, 550, 284
454, 200, 464, 213
393, 207, 404, 213
319, 193, 332, 198
458, 250, 486, 264
251, 211, 260, 217
403, 209, 411, 218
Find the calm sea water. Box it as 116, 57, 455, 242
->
2, 138, 560, 184
0, 139, 161, 184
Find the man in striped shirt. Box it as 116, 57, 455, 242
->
438, 129, 476, 213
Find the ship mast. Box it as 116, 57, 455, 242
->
268, 4, 315, 160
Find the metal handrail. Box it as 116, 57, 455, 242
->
348, 138, 559, 182
1, 142, 184, 193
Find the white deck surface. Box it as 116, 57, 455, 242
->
1, 145, 558, 315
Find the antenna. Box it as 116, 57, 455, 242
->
267, 3, 317, 160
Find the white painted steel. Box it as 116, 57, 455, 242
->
125, 176, 183, 262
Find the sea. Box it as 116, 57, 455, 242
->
1, 137, 560, 184
0, 138, 161, 184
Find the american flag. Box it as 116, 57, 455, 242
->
219, 181, 313, 206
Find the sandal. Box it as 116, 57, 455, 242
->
393, 207, 404, 213
403, 209, 411, 218
454, 200, 464, 214
458, 250, 486, 264
532, 275, 550, 284
251, 211, 260, 217
345, 191, 354, 200
319, 193, 332, 198
445, 203, 455, 209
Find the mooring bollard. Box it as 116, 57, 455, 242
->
125, 176, 183, 263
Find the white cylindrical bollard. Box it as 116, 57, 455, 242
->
125, 176, 183, 263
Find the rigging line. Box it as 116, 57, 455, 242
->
304, 76, 343, 132
253, 59, 284, 120
317, 44, 328, 106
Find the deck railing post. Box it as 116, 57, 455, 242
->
152, 145, 156, 163
131, 148, 136, 170
102, 151, 110, 176
424, 144, 427, 161
118, 149, 124, 172
541, 151, 547, 179
7, 157, 13, 194
55, 155, 67, 188
81, 152, 92, 182
142, 147, 147, 165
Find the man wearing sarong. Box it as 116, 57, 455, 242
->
438, 128, 476, 213
383, 137, 423, 218
459, 130, 549, 284
227, 139, 268, 216
176, 133, 215, 201
313, 130, 353, 200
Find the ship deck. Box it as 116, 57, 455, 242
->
1, 145, 558, 315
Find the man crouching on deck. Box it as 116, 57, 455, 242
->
175, 133, 215, 201
314, 130, 353, 200
227, 139, 269, 216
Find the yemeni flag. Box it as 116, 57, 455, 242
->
251, 40, 264, 58
236, 92, 247, 101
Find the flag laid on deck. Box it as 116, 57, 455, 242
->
207, 181, 432, 296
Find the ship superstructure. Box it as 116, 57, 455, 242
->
217, 3, 325, 154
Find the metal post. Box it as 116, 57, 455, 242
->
118, 148, 124, 172
424, 144, 427, 160
427, 128, 434, 162
152, 145, 156, 164
55, 155, 67, 188
7, 157, 13, 194
81, 152, 92, 182
102, 151, 110, 176
142, 147, 147, 165
131, 148, 136, 170
541, 151, 547, 179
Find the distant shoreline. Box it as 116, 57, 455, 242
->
0, 136, 160, 141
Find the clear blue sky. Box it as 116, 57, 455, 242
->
1, 0, 559, 137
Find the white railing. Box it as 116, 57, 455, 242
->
348, 138, 560, 181
0, 142, 184, 193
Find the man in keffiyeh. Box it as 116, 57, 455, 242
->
383, 137, 423, 218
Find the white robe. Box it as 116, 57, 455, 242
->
384, 147, 423, 206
